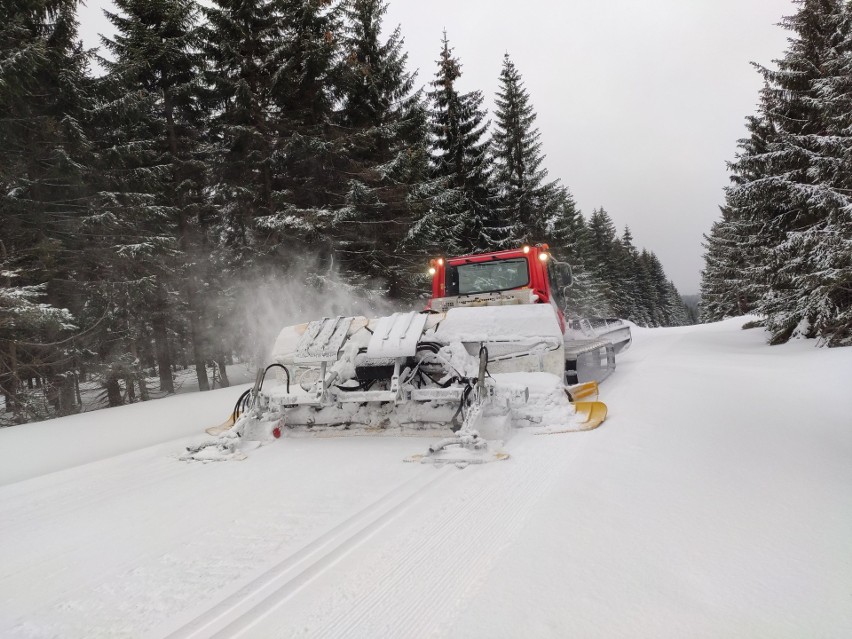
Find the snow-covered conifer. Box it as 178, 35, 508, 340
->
491, 54, 560, 244
202, 0, 284, 250
729, 0, 852, 344
0, 0, 93, 417
407, 32, 500, 257
701, 114, 776, 323
256, 0, 340, 244
94, 0, 210, 393
331, 0, 432, 297
616, 227, 651, 326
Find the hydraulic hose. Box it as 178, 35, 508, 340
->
231, 389, 253, 422
259, 363, 290, 394
232, 364, 290, 423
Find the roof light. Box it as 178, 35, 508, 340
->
437, 257, 444, 266
539, 252, 549, 261
522, 245, 530, 254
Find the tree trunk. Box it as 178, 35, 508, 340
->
9, 342, 20, 421
0, 342, 20, 419
152, 297, 175, 393
106, 377, 123, 407
129, 343, 150, 402
125, 376, 136, 402
166, 88, 209, 393
59, 375, 77, 415
189, 302, 209, 391
137, 374, 150, 401
210, 315, 231, 388
214, 357, 230, 387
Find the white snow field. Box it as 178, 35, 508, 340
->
1, 318, 850, 638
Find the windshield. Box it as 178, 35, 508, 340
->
445, 258, 530, 296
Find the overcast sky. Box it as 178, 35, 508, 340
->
77, 0, 795, 294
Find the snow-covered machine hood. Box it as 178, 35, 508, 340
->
432, 304, 562, 343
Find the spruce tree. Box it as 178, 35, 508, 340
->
633, 250, 658, 326
701, 114, 775, 323
332, 0, 431, 296
699, 208, 754, 322
261, 0, 340, 240
94, 0, 211, 393
201, 0, 300, 369
665, 281, 691, 326
642, 251, 676, 326
584, 208, 619, 312
491, 53, 560, 244
547, 188, 585, 265
202, 0, 283, 252
617, 227, 651, 326
0, 0, 93, 419
799, 0, 852, 344
407, 32, 499, 258
732, 0, 851, 344
547, 193, 608, 319
570, 208, 616, 317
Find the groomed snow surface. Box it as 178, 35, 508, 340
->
1, 318, 850, 638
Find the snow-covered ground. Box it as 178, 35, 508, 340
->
1, 318, 850, 638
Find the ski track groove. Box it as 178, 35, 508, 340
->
162, 465, 455, 639
0, 454, 183, 536
5, 467, 424, 639
299, 433, 582, 639
0, 458, 204, 586
0, 484, 285, 634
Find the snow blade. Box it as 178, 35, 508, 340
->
566, 381, 598, 402
206, 415, 235, 436
535, 401, 608, 435
574, 401, 607, 429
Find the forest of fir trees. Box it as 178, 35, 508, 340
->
700, 0, 852, 347
1, 0, 690, 425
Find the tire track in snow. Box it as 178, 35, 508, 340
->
295, 432, 584, 638
162, 465, 455, 639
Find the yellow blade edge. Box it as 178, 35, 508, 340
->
573, 401, 608, 429
567, 381, 599, 402
205, 415, 235, 436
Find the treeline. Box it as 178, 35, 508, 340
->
701, 0, 852, 346
1, 0, 688, 424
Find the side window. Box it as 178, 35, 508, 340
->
445, 266, 459, 296
547, 261, 566, 307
